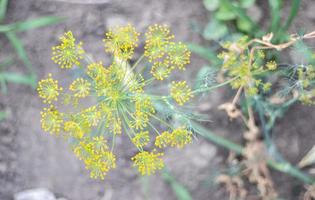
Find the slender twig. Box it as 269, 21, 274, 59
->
190, 121, 315, 185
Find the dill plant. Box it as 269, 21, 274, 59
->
37, 24, 200, 179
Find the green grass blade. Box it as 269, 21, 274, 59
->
0, 75, 7, 93
0, 72, 36, 86
0, 16, 65, 33
0, 0, 8, 22
268, 0, 282, 33
162, 169, 193, 200
0, 111, 6, 121
283, 0, 300, 31
5, 31, 36, 85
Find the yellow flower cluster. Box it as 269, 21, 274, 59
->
144, 24, 190, 80
218, 37, 276, 96
297, 65, 315, 105
69, 78, 91, 98
170, 81, 194, 105
132, 131, 150, 148
38, 25, 194, 179
37, 73, 63, 104
103, 24, 140, 60
131, 151, 164, 176
52, 31, 85, 69
155, 127, 192, 148
73, 136, 116, 180
40, 105, 63, 135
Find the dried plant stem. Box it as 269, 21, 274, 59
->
190, 121, 315, 185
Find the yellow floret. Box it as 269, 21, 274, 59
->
132, 131, 150, 148
167, 42, 190, 70
86, 62, 107, 80
52, 31, 85, 69
155, 131, 171, 148
40, 105, 63, 135
103, 24, 140, 60
37, 73, 63, 104
64, 121, 85, 139
69, 78, 91, 98
131, 151, 164, 175
170, 127, 192, 148
82, 106, 101, 127
144, 24, 174, 62
170, 81, 193, 105
151, 60, 173, 80
92, 136, 109, 152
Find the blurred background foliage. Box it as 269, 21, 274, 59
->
0, 0, 63, 120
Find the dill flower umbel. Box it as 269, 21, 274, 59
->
37, 73, 63, 104
38, 24, 197, 179
40, 105, 63, 135
69, 78, 91, 98
132, 131, 150, 148
144, 24, 174, 62
131, 151, 164, 175
52, 31, 84, 69
170, 81, 194, 105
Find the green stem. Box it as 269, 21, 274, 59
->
189, 121, 315, 185
191, 77, 238, 95
130, 54, 144, 72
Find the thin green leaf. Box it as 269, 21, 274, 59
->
268, 0, 282, 33
0, 111, 6, 121
215, 4, 237, 21
5, 31, 36, 83
283, 0, 300, 31
0, 0, 8, 22
187, 43, 221, 65
0, 76, 7, 93
162, 169, 192, 200
0, 16, 65, 33
0, 72, 36, 86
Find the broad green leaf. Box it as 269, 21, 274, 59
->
203, 20, 228, 40
203, 0, 219, 11
187, 43, 221, 65
240, 0, 256, 8
236, 16, 252, 32
215, 4, 237, 21
0, 0, 8, 22
0, 111, 6, 121
0, 16, 64, 33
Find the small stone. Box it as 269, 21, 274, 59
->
14, 188, 56, 200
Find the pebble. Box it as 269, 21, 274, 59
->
14, 188, 56, 200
